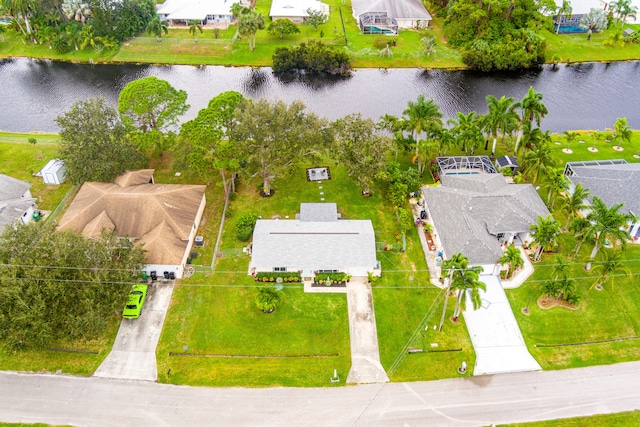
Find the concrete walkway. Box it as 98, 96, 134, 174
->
93, 281, 174, 381
345, 277, 389, 384
410, 198, 444, 288
463, 275, 541, 375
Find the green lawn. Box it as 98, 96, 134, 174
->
0, 133, 71, 211
500, 410, 640, 426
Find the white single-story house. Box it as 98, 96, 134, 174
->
249, 203, 380, 279
157, 0, 246, 25
270, 0, 329, 24
58, 170, 206, 279
564, 159, 640, 240
0, 174, 37, 231
352, 0, 432, 34
40, 158, 66, 184
422, 158, 550, 274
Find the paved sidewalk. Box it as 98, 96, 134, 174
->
464, 275, 541, 375
93, 281, 174, 381
345, 277, 389, 384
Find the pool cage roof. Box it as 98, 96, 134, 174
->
359, 12, 398, 34
563, 159, 628, 176
437, 156, 498, 174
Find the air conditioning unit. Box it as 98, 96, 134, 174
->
195, 236, 204, 247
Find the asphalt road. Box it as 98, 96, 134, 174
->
2, 361, 640, 426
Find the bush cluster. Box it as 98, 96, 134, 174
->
272, 41, 352, 76
235, 212, 259, 242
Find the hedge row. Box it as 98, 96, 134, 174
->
254, 272, 301, 283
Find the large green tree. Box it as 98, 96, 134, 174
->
0, 222, 146, 349
268, 18, 300, 39
231, 98, 328, 195
56, 97, 144, 184
448, 111, 484, 155
522, 140, 554, 184
402, 95, 443, 157
584, 197, 633, 270
118, 76, 189, 134
146, 16, 168, 41
180, 91, 244, 199
500, 245, 523, 279
332, 113, 391, 194
561, 181, 589, 229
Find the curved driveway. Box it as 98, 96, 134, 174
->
3, 361, 640, 426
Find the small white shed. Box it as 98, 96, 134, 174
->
41, 159, 66, 184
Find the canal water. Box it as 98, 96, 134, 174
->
0, 58, 638, 133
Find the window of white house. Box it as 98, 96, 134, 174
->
274, 267, 287, 272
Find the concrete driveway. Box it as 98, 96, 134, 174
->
93, 281, 174, 381
345, 277, 389, 384
463, 275, 541, 375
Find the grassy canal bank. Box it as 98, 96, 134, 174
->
1, 0, 639, 69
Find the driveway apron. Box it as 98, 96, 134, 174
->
93, 281, 174, 381
345, 277, 389, 384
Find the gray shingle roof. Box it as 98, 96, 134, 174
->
298, 203, 338, 222
250, 217, 377, 272
0, 174, 31, 200
0, 199, 35, 230
567, 162, 640, 217
423, 175, 549, 265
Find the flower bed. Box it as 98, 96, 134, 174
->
313, 272, 351, 286
254, 272, 301, 283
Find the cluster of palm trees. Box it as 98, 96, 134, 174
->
379, 87, 550, 181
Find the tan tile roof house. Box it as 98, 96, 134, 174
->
58, 170, 206, 278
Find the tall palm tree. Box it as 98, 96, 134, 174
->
590, 131, 605, 150
545, 166, 570, 208
439, 252, 469, 331
522, 140, 555, 184
451, 265, 485, 321
520, 122, 550, 154
146, 17, 168, 42
562, 130, 579, 152
515, 86, 548, 152
584, 197, 633, 270
560, 181, 590, 229
613, 117, 632, 149
188, 20, 203, 42
402, 95, 443, 157
555, 0, 573, 35
484, 95, 519, 156
3, 0, 36, 36
530, 214, 561, 261
552, 255, 571, 280
590, 249, 630, 289
500, 245, 523, 279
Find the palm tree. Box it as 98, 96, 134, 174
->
146, 17, 168, 42
569, 216, 592, 258
451, 265, 485, 321
402, 95, 443, 157
484, 95, 519, 156
562, 130, 579, 152
255, 287, 283, 313
590, 249, 630, 289
436, 128, 456, 156
500, 245, 523, 279
3, 0, 36, 37
584, 197, 633, 270
610, 0, 638, 26
545, 166, 569, 208
552, 255, 571, 279
530, 214, 561, 261
555, 0, 573, 35
439, 252, 469, 331
515, 86, 548, 152
62, 0, 91, 24
522, 141, 555, 184
520, 122, 550, 154
188, 20, 203, 42
613, 117, 632, 149
590, 131, 605, 150
560, 182, 590, 229
415, 139, 438, 177
448, 111, 484, 154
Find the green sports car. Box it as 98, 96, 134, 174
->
122, 284, 148, 319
